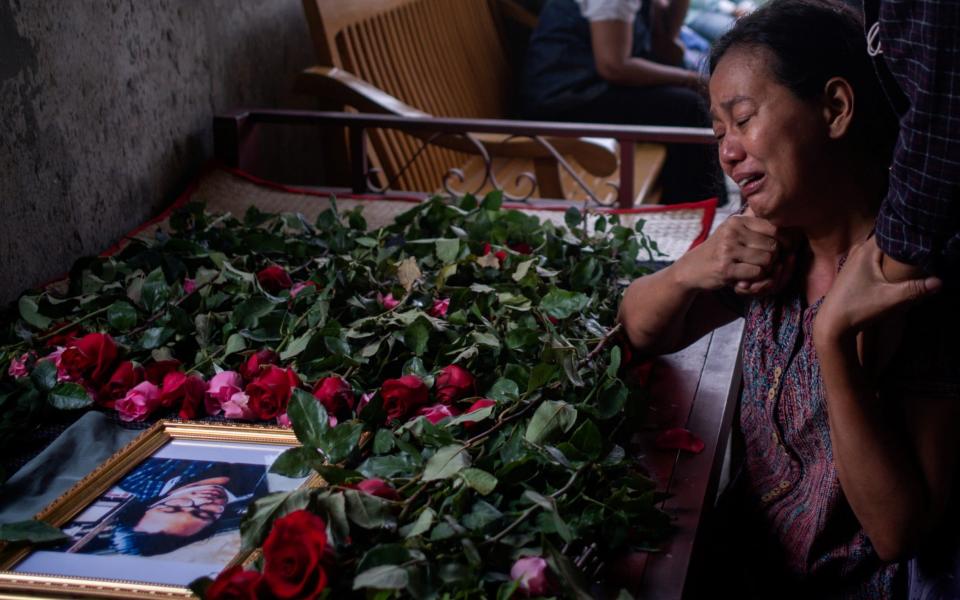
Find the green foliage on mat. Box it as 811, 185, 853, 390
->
0, 192, 669, 597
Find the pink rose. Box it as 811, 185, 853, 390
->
7, 352, 33, 378
357, 391, 374, 414
290, 281, 317, 298
115, 381, 162, 422
510, 556, 554, 597
43, 347, 75, 383
378, 293, 400, 310
183, 278, 197, 295
205, 371, 243, 416
222, 391, 256, 420
416, 403, 459, 425
427, 298, 450, 318
98, 361, 145, 409
277, 412, 292, 428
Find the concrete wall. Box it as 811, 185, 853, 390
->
0, 0, 320, 304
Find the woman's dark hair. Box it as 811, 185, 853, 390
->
709, 0, 899, 170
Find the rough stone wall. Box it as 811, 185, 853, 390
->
0, 0, 320, 304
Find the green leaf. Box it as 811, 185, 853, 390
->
315, 491, 350, 542
358, 454, 421, 479
344, 490, 396, 529
373, 430, 396, 454
224, 333, 247, 356
403, 317, 431, 356
595, 380, 628, 420
47, 383, 93, 410
458, 468, 498, 495
401, 508, 436, 538
512, 259, 536, 282
18, 296, 52, 329
545, 540, 594, 600
353, 565, 409, 591
435, 239, 460, 264
288, 389, 328, 446
280, 331, 313, 361
268, 447, 318, 478
0, 520, 67, 543
606, 345, 622, 379
141, 268, 170, 314
569, 420, 602, 460
487, 378, 519, 403
527, 363, 559, 393
471, 331, 500, 349
539, 287, 590, 320
232, 297, 278, 329
318, 421, 364, 464
524, 400, 578, 445
422, 444, 470, 481
140, 326, 174, 350
564, 206, 582, 229
311, 465, 363, 485
31, 360, 58, 392
480, 190, 503, 211
107, 301, 138, 331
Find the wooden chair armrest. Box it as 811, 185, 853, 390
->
468, 133, 618, 176
296, 66, 429, 118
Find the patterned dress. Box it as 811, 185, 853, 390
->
726, 276, 960, 599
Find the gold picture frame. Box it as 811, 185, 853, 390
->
0, 420, 320, 598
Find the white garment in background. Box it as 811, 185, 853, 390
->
574, 0, 641, 22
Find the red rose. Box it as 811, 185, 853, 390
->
482, 243, 508, 264
177, 376, 208, 420
355, 478, 402, 501
427, 297, 450, 318
44, 322, 81, 348
462, 398, 496, 429
207, 565, 260, 600
240, 349, 279, 381
144, 359, 182, 385
262, 510, 328, 600
98, 361, 144, 409
257, 265, 293, 294
312, 377, 355, 420
381, 375, 429, 421
60, 333, 117, 384
508, 241, 533, 255
246, 366, 300, 420
435, 365, 475, 404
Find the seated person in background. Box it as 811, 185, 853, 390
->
618, 0, 960, 596
520, 0, 724, 204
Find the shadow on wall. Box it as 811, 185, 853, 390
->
0, 0, 323, 305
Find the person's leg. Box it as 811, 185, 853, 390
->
562, 85, 725, 204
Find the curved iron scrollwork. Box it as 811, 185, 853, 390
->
363, 129, 619, 207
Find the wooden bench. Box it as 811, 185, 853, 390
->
296, 0, 668, 205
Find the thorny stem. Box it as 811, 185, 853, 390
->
36, 306, 111, 342
580, 322, 623, 367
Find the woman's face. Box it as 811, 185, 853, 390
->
135, 478, 229, 537
709, 46, 832, 227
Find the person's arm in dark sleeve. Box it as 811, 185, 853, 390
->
876, 0, 960, 281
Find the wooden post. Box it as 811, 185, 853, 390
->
349, 127, 368, 194
618, 141, 636, 209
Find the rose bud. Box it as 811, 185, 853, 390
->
262, 510, 329, 599
381, 375, 429, 422
144, 359, 182, 385
240, 349, 279, 382
461, 398, 496, 429
427, 297, 450, 318
276, 412, 292, 428
183, 278, 197, 295
416, 403, 459, 425
257, 265, 293, 294
483, 242, 508, 264
312, 376, 355, 421
7, 352, 34, 379
290, 280, 317, 299
355, 478, 402, 501
435, 365, 475, 404
206, 565, 261, 600
98, 361, 145, 409
246, 366, 300, 421
177, 376, 209, 420
510, 556, 554, 597
222, 391, 256, 420
115, 381, 162, 422
378, 292, 400, 310
508, 241, 533, 255
205, 371, 243, 416
60, 332, 118, 384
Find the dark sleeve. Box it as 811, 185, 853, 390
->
875, 0, 960, 277
885, 291, 960, 398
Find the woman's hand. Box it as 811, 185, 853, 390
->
814, 237, 942, 343
674, 213, 790, 295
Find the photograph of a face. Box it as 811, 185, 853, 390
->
12, 438, 307, 586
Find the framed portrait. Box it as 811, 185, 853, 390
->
0, 420, 319, 598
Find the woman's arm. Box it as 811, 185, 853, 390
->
619, 214, 787, 354
813, 238, 952, 561
589, 19, 698, 88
